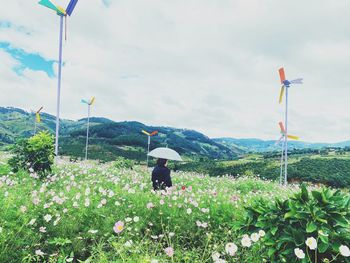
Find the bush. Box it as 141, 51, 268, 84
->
238, 184, 350, 262
112, 156, 134, 169
8, 131, 54, 177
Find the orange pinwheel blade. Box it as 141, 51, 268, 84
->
288, 135, 299, 140
279, 86, 285, 104
279, 122, 286, 133
279, 67, 286, 83
142, 130, 150, 136
150, 131, 158, 136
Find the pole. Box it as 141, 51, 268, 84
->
85, 104, 90, 160
146, 136, 150, 167
55, 15, 64, 158
34, 119, 37, 135
284, 87, 289, 186
279, 139, 284, 185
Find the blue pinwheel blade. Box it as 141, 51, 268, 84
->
38, 0, 59, 12
66, 0, 78, 16
81, 99, 88, 104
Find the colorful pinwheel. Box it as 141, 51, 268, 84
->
142, 130, 158, 167
38, 0, 79, 157
33, 106, 44, 135
81, 97, 95, 160
278, 67, 303, 185
276, 121, 299, 185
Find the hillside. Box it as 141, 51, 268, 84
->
0, 107, 242, 161
214, 137, 350, 153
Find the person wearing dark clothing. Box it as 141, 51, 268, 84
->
151, 158, 172, 190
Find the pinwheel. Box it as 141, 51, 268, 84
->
142, 130, 158, 167
81, 97, 95, 160
276, 121, 299, 185
278, 67, 303, 185
38, 0, 79, 157
32, 106, 44, 135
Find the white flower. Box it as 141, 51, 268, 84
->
305, 237, 317, 250
125, 217, 132, 222
35, 249, 45, 256
186, 208, 192, 214
147, 202, 155, 209
124, 240, 133, 247
212, 251, 221, 261
294, 248, 305, 259
241, 235, 252, 247
39, 226, 46, 233
250, 233, 260, 242
340, 245, 350, 257
169, 232, 175, 237
88, 229, 98, 234
150, 259, 159, 263
133, 216, 140, 222
66, 258, 74, 262
28, 219, 36, 226
20, 206, 27, 213
258, 230, 265, 237
43, 214, 52, 222
225, 242, 238, 256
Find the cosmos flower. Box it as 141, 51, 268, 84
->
225, 242, 238, 256
294, 248, 305, 259
113, 221, 124, 234
164, 247, 174, 257
305, 237, 317, 250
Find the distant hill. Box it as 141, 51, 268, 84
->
0, 107, 242, 161
214, 138, 350, 153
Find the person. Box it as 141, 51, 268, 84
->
151, 158, 172, 190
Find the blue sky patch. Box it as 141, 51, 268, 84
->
0, 42, 55, 77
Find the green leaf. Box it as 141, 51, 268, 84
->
318, 242, 329, 253
306, 222, 317, 233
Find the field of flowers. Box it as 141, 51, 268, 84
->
0, 157, 349, 262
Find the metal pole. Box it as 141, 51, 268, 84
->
55, 15, 64, 158
284, 87, 289, 186
85, 104, 90, 160
146, 136, 150, 167
279, 138, 285, 185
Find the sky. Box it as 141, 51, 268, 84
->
1, 0, 350, 143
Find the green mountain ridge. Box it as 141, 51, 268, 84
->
0, 107, 242, 161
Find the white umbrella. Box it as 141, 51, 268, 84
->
148, 147, 183, 161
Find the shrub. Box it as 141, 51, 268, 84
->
8, 131, 54, 177
238, 184, 350, 262
112, 156, 134, 169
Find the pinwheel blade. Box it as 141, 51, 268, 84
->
289, 78, 303, 85
38, 0, 59, 12
36, 106, 44, 113
278, 67, 286, 84
66, 0, 78, 16
142, 130, 150, 136
150, 131, 158, 136
89, 97, 95, 105
36, 113, 41, 123
56, 5, 66, 15
279, 122, 286, 134
287, 135, 299, 140
81, 99, 88, 104
279, 86, 285, 104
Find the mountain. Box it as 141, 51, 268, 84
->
214, 138, 350, 153
0, 107, 242, 161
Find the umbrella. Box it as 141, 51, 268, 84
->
148, 147, 183, 161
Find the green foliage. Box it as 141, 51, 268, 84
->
238, 184, 350, 262
8, 131, 54, 177
112, 156, 134, 169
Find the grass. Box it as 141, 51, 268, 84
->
0, 157, 301, 262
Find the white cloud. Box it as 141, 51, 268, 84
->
1, 0, 350, 143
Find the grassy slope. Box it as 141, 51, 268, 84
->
0, 158, 298, 262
